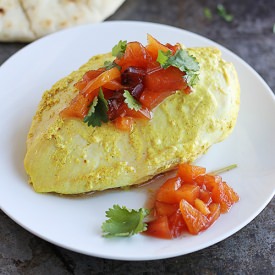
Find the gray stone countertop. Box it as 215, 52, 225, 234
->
0, 0, 274, 274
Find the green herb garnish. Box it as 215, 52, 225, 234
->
156, 49, 172, 66
102, 205, 149, 237
204, 8, 213, 20
217, 4, 234, 22
157, 49, 200, 87
83, 88, 109, 127
112, 40, 127, 58
123, 90, 141, 111
210, 164, 238, 175
103, 60, 121, 70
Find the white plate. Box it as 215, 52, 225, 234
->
0, 21, 274, 261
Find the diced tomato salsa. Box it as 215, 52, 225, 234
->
60, 35, 191, 130
144, 163, 239, 239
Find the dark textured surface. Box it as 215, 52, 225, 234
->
0, 0, 274, 274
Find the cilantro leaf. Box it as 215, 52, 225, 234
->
102, 205, 149, 237
156, 50, 172, 68
83, 88, 109, 127
184, 71, 200, 87
203, 7, 213, 20
112, 40, 127, 58
103, 60, 121, 70
123, 90, 141, 111
217, 4, 234, 22
157, 49, 200, 87
169, 49, 200, 72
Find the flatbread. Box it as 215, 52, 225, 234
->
0, 0, 35, 41
0, 0, 125, 42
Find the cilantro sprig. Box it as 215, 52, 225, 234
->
157, 49, 200, 87
156, 49, 172, 66
203, 5, 233, 23
102, 205, 149, 237
123, 90, 141, 111
112, 40, 127, 58
83, 88, 109, 127
102, 40, 127, 70
203, 7, 213, 20
103, 60, 121, 70
217, 4, 234, 22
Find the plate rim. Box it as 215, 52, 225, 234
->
0, 20, 274, 261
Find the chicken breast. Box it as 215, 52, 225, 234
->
24, 47, 240, 194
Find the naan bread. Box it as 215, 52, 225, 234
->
0, 0, 35, 41
0, 0, 125, 42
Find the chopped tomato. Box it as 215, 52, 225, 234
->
145, 216, 172, 239
146, 35, 181, 61
165, 43, 181, 54
61, 68, 121, 119
83, 68, 105, 82
179, 199, 208, 235
74, 80, 87, 91
113, 102, 151, 120
154, 201, 178, 217
103, 80, 124, 91
155, 177, 182, 204
168, 209, 187, 238
74, 69, 106, 91
115, 42, 151, 72
211, 181, 240, 213
124, 105, 151, 120
114, 116, 134, 132
207, 203, 221, 227
134, 106, 152, 120
82, 67, 121, 97
195, 174, 222, 191
199, 189, 212, 206
139, 88, 173, 110
156, 177, 200, 205
139, 88, 175, 110
60, 93, 92, 119
178, 163, 206, 184
60, 35, 196, 129
139, 66, 188, 109
175, 184, 200, 205
146, 34, 171, 60
145, 163, 239, 239
194, 198, 210, 215
145, 65, 187, 93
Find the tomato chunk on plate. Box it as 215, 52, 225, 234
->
179, 199, 208, 235
145, 162, 239, 239
155, 177, 182, 204
145, 216, 172, 239
195, 174, 222, 191
178, 163, 206, 184
175, 184, 200, 205
207, 203, 221, 227
212, 181, 240, 213
168, 209, 187, 238
154, 201, 178, 217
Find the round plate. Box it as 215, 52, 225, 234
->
0, 21, 274, 260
